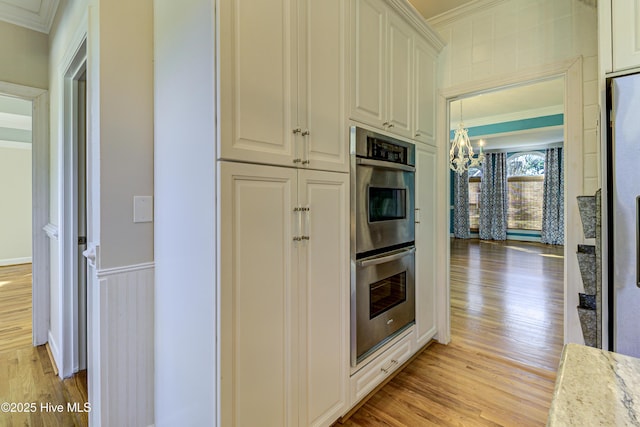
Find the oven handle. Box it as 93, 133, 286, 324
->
358, 247, 415, 267
356, 157, 415, 172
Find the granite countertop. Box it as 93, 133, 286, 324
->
547, 343, 640, 426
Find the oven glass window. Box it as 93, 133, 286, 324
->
369, 272, 407, 319
368, 187, 406, 222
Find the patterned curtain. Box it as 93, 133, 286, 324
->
479, 153, 507, 240
453, 170, 470, 239
541, 147, 564, 245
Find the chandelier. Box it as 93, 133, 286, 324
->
449, 101, 485, 175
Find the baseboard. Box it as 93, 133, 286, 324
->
47, 331, 61, 377
0, 257, 32, 267
45, 342, 59, 377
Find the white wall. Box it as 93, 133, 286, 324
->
0, 20, 48, 89
0, 145, 32, 265
430, 0, 598, 346
154, 0, 217, 425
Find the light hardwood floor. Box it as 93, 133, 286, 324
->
0, 264, 88, 427
342, 239, 564, 426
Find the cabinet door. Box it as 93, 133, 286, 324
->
350, 0, 387, 128
218, 0, 298, 167
298, 170, 349, 427
386, 12, 413, 139
613, 0, 640, 71
301, 0, 349, 172
219, 162, 299, 427
414, 37, 437, 145
415, 145, 437, 347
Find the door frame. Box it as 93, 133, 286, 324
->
61, 39, 88, 378
0, 81, 49, 346
435, 57, 584, 345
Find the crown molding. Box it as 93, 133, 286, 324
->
427, 0, 507, 28
0, 0, 60, 34
387, 0, 446, 51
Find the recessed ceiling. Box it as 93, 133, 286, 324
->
0, 0, 59, 33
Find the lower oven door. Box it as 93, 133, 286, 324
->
353, 246, 415, 365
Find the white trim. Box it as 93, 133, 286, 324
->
427, 0, 508, 28
0, 140, 31, 150
96, 261, 155, 279
60, 36, 87, 380
387, 0, 446, 51
0, 257, 32, 266
0, 0, 60, 34
43, 223, 59, 240
438, 57, 584, 347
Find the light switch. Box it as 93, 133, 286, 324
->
133, 196, 153, 223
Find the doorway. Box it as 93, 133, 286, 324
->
0, 94, 34, 353
446, 77, 567, 370
435, 57, 585, 353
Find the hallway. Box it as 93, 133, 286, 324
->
0, 264, 88, 426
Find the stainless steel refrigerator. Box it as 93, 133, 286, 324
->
608, 73, 640, 357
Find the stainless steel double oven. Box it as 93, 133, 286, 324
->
351, 126, 416, 366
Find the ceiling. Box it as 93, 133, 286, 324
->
0, 0, 59, 33
450, 78, 565, 150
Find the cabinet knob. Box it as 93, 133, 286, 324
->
387, 123, 394, 128
293, 158, 302, 164
293, 128, 302, 134
382, 122, 389, 127
301, 129, 310, 136
415, 132, 421, 137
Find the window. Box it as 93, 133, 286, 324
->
467, 153, 546, 232
507, 152, 545, 231
468, 167, 481, 230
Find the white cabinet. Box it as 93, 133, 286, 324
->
349, 328, 414, 405
415, 144, 437, 346
218, 0, 348, 172
350, 0, 413, 138
387, 12, 414, 138
413, 38, 437, 145
612, 0, 640, 72
219, 162, 349, 427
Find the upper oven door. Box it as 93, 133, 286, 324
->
355, 159, 415, 254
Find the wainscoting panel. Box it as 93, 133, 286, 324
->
92, 264, 154, 427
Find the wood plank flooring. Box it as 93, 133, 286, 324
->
0, 264, 88, 427
342, 239, 564, 426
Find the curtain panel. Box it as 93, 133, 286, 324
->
453, 170, 470, 239
479, 152, 507, 240
541, 147, 564, 245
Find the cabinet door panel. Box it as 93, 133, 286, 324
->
219, 0, 297, 166
387, 13, 413, 138
304, 0, 348, 172
350, 0, 386, 127
220, 162, 298, 427
414, 38, 437, 144
299, 170, 349, 427
613, 0, 640, 71
415, 146, 437, 346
